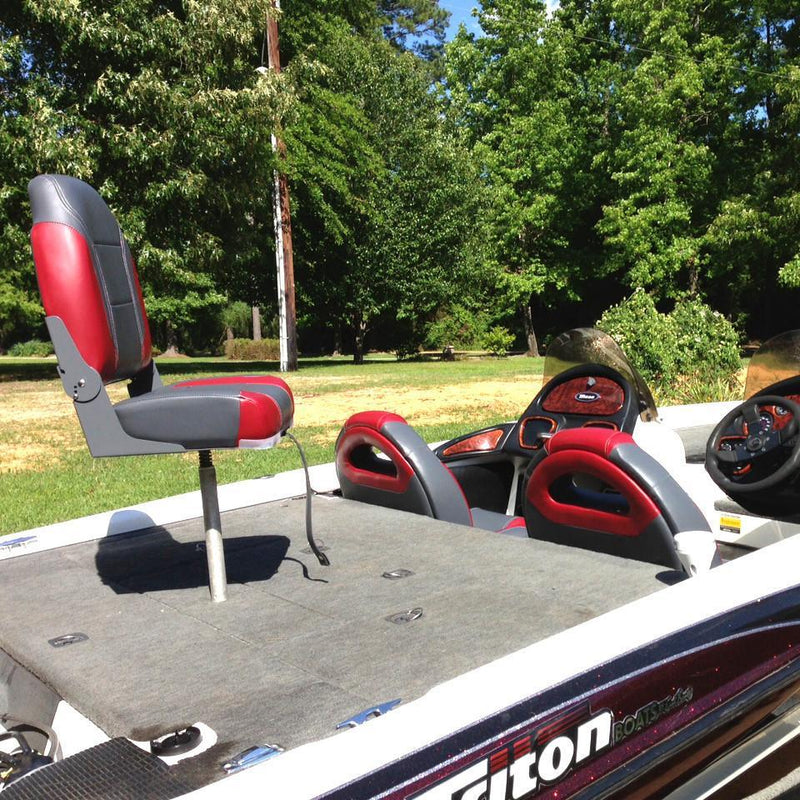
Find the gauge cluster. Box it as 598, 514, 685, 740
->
502, 365, 639, 458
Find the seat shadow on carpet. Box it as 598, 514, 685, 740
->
94, 527, 291, 593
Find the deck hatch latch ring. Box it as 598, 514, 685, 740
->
382, 569, 415, 580
336, 698, 402, 729
48, 632, 89, 648
386, 607, 423, 624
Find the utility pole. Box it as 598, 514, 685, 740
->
266, 0, 298, 371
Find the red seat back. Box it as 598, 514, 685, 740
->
29, 175, 152, 384
524, 428, 709, 569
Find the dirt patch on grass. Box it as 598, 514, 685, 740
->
0, 376, 543, 474
293, 377, 542, 429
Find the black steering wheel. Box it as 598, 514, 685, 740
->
706, 395, 800, 494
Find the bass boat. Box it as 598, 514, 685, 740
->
1, 175, 799, 800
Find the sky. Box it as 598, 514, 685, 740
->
439, 0, 483, 40
438, 1, 560, 40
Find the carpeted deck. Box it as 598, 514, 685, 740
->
0, 495, 667, 786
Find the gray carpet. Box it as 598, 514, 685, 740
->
0, 496, 664, 785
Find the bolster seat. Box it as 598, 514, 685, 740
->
336, 411, 525, 534
524, 427, 719, 571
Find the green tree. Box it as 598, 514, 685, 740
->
445, 1, 613, 355
0, 21, 94, 349
379, 1, 451, 60
592, 0, 737, 299
444, 0, 800, 344
703, 1, 800, 331
1, 0, 284, 352
283, 10, 484, 362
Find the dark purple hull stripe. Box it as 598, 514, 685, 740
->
317, 585, 800, 800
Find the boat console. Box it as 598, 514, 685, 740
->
336, 329, 717, 574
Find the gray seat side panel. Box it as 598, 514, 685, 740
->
383, 422, 472, 526
610, 443, 711, 534
470, 507, 518, 533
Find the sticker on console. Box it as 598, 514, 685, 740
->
574, 391, 601, 403
0, 535, 37, 553
719, 515, 741, 534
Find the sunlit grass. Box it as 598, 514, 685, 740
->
0, 351, 747, 534
0, 354, 545, 533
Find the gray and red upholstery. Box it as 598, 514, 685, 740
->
524, 428, 713, 569
336, 411, 526, 534
28, 174, 293, 455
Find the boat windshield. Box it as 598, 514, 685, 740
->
543, 328, 659, 421
745, 330, 800, 398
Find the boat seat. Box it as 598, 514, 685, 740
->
524, 428, 719, 572
335, 411, 526, 534
28, 174, 294, 602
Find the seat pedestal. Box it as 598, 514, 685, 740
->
199, 451, 228, 602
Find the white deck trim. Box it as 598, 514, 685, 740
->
0, 463, 338, 560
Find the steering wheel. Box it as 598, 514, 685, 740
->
706, 395, 800, 494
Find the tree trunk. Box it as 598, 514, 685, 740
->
163, 320, 180, 357
353, 316, 367, 365
522, 303, 540, 357
688, 259, 699, 296
765, 15, 773, 123
252, 305, 262, 341
226, 326, 235, 341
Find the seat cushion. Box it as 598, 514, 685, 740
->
114, 376, 293, 450
469, 508, 528, 536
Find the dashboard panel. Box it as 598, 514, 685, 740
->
541, 376, 625, 416
503, 365, 639, 458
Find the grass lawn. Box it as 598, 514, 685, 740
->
0, 354, 546, 533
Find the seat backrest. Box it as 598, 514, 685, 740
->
524, 428, 712, 569
29, 175, 152, 384
335, 411, 473, 526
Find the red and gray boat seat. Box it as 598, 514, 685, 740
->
28, 174, 294, 601
336, 412, 527, 534
524, 428, 718, 571
28, 174, 293, 456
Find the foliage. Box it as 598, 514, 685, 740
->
443, 0, 800, 345
221, 302, 256, 340
1, 0, 285, 353
670, 298, 741, 378
425, 305, 492, 349
597, 290, 740, 390
224, 338, 280, 361
597, 290, 678, 386
656, 371, 744, 407
7, 339, 53, 357
378, 1, 451, 61
483, 326, 515, 357
283, 12, 486, 361
3, 0, 800, 358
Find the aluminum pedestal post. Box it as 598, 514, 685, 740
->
198, 450, 228, 602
